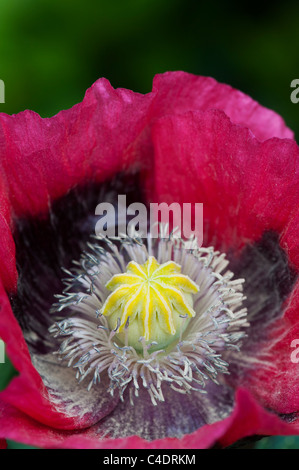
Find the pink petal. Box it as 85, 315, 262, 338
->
144, 109, 299, 261
0, 388, 298, 449
236, 281, 299, 414
0, 79, 152, 218
150, 71, 294, 141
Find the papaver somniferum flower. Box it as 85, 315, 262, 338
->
0, 71, 298, 449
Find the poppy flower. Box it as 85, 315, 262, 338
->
0, 71, 298, 449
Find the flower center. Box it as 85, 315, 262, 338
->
49, 228, 248, 405
100, 256, 199, 351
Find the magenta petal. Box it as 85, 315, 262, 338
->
0, 396, 231, 449
0, 78, 152, 217
0, 281, 118, 430
0, 389, 298, 449
219, 388, 299, 448
237, 281, 299, 415
151, 71, 294, 141
144, 110, 299, 255
0, 282, 80, 429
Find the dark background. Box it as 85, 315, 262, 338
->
0, 0, 298, 449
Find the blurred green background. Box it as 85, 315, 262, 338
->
0, 0, 299, 137
0, 0, 299, 449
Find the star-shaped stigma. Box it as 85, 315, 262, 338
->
100, 256, 200, 344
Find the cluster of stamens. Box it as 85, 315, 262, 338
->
49, 228, 248, 405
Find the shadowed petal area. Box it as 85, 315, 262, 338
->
95, 382, 235, 441
231, 281, 299, 415
0, 282, 119, 430
223, 232, 298, 413
0, 177, 17, 292
30, 352, 120, 427
0, 212, 17, 292
10, 176, 143, 353
280, 208, 299, 271
1, 177, 142, 429
0, 439, 7, 449
229, 231, 297, 338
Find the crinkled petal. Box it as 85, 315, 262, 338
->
235, 281, 299, 414
142, 109, 299, 417
0, 389, 298, 449
281, 208, 299, 271
144, 109, 299, 265
151, 72, 294, 141
0, 72, 294, 223
0, 282, 118, 430
0, 78, 152, 217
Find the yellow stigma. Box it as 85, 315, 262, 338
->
100, 256, 199, 350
